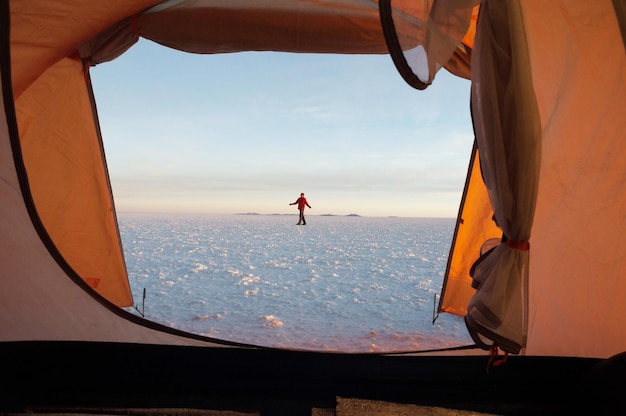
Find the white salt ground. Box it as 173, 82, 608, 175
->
119, 213, 473, 352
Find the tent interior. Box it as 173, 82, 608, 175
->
1, 0, 626, 414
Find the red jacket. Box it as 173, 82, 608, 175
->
293, 197, 311, 210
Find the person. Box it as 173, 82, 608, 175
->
289, 192, 312, 225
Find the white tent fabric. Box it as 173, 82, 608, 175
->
379, 0, 476, 89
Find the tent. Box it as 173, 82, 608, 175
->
1, 0, 625, 414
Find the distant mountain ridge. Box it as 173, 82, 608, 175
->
236, 213, 361, 217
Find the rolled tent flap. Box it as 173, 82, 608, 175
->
137, 0, 387, 54
79, 0, 393, 64
79, 0, 389, 63
379, 0, 478, 89
465, 0, 541, 354
78, 18, 140, 66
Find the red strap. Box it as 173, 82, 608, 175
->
486, 344, 509, 373
506, 239, 530, 251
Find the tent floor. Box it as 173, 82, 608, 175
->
0, 341, 624, 415
0, 400, 499, 416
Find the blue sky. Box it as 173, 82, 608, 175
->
90, 39, 474, 218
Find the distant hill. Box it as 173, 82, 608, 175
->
320, 213, 361, 217
236, 213, 361, 217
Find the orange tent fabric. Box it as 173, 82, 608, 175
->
2, 0, 626, 360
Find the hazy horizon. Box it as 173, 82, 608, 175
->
116, 210, 457, 220
92, 40, 474, 218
